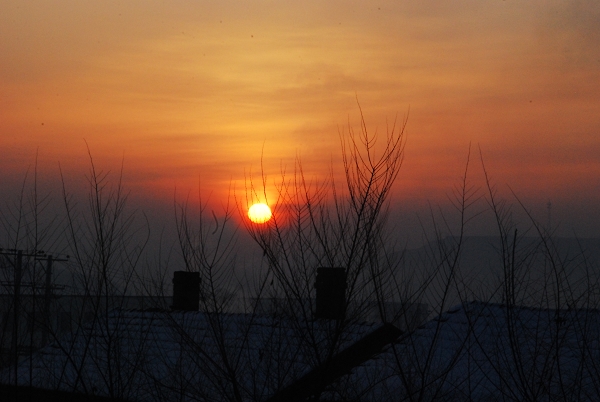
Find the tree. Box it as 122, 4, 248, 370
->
4, 111, 600, 402
159, 107, 412, 402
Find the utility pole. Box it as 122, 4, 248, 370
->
42, 255, 53, 345
0, 248, 67, 382
12, 250, 22, 377
41, 254, 68, 345
547, 200, 552, 232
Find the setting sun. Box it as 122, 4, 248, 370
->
248, 203, 272, 224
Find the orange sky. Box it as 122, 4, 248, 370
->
1, 0, 599, 236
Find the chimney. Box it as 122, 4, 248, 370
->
172, 271, 200, 311
314, 267, 346, 320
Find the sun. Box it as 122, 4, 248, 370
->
248, 203, 272, 224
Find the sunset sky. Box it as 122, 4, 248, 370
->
1, 0, 599, 237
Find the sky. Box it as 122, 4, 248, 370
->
1, 0, 600, 239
